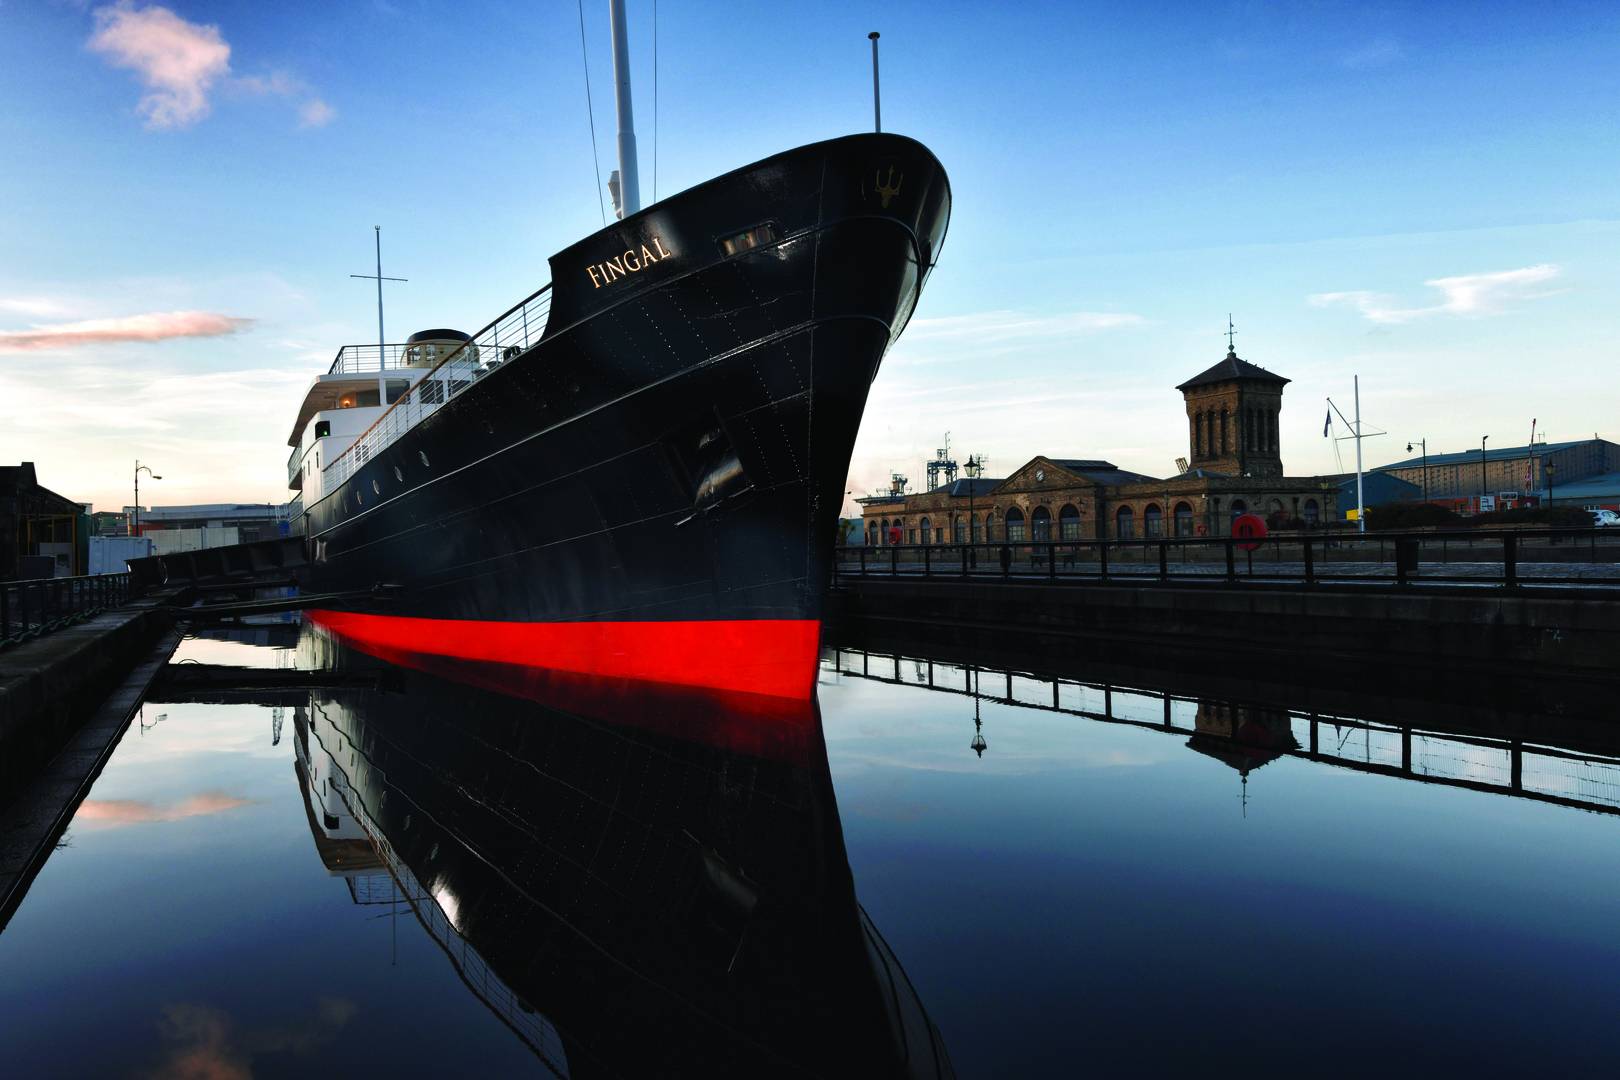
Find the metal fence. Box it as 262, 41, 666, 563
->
834, 527, 1620, 591
323, 284, 553, 488
0, 573, 134, 649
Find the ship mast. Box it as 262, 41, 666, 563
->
608, 0, 641, 217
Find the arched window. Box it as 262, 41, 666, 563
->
867, 521, 878, 546
1032, 505, 1052, 541
1115, 505, 1135, 540
984, 511, 996, 541
919, 516, 931, 545
1230, 498, 1247, 528
1174, 501, 1194, 537
1143, 503, 1163, 538
1059, 504, 1081, 540
1303, 499, 1320, 526
1005, 507, 1027, 542
953, 515, 966, 543
971, 513, 982, 542
879, 518, 890, 545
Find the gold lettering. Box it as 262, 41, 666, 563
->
585, 237, 672, 290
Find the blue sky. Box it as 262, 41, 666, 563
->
1, 1, 1616, 513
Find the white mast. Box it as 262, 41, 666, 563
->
1353, 375, 1365, 534
1327, 375, 1384, 534
608, 0, 641, 217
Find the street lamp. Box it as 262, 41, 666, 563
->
1406, 439, 1428, 503
133, 460, 161, 536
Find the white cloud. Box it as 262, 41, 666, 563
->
1309, 264, 1563, 324
297, 98, 336, 129
87, 2, 230, 129
87, 4, 333, 131
0, 310, 252, 351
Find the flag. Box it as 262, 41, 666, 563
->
1323, 409, 1332, 437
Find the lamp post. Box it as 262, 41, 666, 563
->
1479, 436, 1489, 511
1406, 439, 1428, 502
133, 460, 161, 537
965, 453, 985, 565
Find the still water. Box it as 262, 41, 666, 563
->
2, 628, 1619, 1076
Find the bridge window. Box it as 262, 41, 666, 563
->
1005, 507, 1026, 542
1032, 506, 1052, 542
1115, 505, 1134, 539
1144, 503, 1162, 538
1059, 504, 1080, 540
1174, 501, 1194, 537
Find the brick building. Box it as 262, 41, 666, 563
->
1, 462, 86, 578
858, 346, 1338, 543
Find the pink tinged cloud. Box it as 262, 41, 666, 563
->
76, 791, 252, 828
88, 2, 231, 130
0, 310, 253, 352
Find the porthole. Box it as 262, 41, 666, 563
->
419, 450, 430, 467
356, 490, 363, 505
372, 479, 381, 495
393, 466, 404, 482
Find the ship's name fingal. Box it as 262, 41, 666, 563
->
587, 237, 674, 289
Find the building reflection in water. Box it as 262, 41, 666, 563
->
290, 625, 954, 1077
827, 647, 1620, 820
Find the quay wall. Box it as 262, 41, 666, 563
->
0, 598, 176, 799
827, 579, 1620, 683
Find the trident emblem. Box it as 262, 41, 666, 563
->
873, 166, 904, 208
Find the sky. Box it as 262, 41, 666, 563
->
1, 1, 1616, 515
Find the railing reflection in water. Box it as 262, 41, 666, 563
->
827, 649, 1620, 817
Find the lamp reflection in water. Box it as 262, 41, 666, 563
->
969, 666, 988, 758
289, 622, 954, 1077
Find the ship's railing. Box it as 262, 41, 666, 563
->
286, 492, 304, 530
324, 283, 553, 489
326, 343, 416, 375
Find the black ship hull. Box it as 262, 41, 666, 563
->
303, 134, 950, 700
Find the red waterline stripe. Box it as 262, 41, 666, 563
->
305, 610, 822, 700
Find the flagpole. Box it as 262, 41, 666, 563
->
1353, 376, 1364, 533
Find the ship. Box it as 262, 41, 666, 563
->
286, 119, 948, 699
293, 625, 955, 1076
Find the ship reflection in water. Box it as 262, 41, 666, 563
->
290, 626, 953, 1077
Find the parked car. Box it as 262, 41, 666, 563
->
1590, 509, 1620, 528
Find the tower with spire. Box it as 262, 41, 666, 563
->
1175, 317, 1290, 478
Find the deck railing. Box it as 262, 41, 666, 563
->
323, 283, 553, 489
326, 343, 416, 375
0, 573, 134, 649
835, 527, 1620, 592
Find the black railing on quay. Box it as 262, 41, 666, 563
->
833, 527, 1620, 592
0, 573, 134, 650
